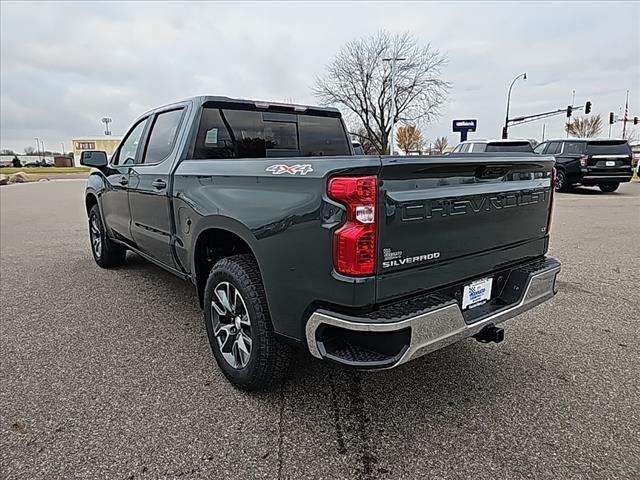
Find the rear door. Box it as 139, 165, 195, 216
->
128, 106, 187, 268
376, 155, 554, 302
101, 118, 148, 243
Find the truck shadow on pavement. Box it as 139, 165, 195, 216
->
115, 252, 547, 480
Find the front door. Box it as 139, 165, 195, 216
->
101, 118, 149, 243
128, 108, 185, 268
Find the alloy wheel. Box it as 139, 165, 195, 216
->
211, 281, 253, 369
555, 171, 565, 191
90, 214, 102, 258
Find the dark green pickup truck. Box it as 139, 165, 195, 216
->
81, 96, 561, 390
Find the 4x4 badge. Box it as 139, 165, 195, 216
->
266, 164, 313, 175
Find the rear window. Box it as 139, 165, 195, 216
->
485, 142, 533, 153
193, 107, 350, 159
586, 140, 631, 156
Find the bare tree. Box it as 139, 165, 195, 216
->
24, 146, 36, 155
396, 125, 424, 153
565, 115, 603, 138
433, 136, 449, 154
314, 31, 449, 154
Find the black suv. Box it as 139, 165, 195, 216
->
534, 139, 633, 192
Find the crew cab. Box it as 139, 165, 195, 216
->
534, 138, 633, 192
451, 139, 534, 154
81, 96, 560, 390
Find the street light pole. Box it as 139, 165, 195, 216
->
383, 56, 405, 155
502, 72, 527, 139
34, 137, 41, 162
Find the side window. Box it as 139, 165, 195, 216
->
533, 143, 547, 154
472, 143, 486, 153
460, 143, 471, 153
546, 142, 561, 155
141, 109, 184, 164
113, 119, 147, 165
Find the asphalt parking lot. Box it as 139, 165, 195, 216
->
1, 180, 639, 480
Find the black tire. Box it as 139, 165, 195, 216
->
204, 254, 292, 391
554, 169, 571, 192
88, 204, 127, 268
598, 183, 619, 193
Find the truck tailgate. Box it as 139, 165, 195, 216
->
376, 154, 554, 303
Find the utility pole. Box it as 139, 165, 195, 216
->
34, 137, 41, 162
622, 90, 630, 139
61, 142, 65, 155
566, 90, 576, 138
382, 57, 405, 155
541, 123, 546, 142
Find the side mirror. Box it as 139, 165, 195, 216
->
80, 150, 108, 168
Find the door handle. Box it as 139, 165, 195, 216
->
119, 176, 128, 186
151, 179, 167, 190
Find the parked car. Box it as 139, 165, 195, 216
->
451, 139, 534, 154
352, 140, 365, 155
81, 96, 560, 391
534, 139, 633, 192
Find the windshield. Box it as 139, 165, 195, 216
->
586, 140, 631, 156
485, 142, 533, 153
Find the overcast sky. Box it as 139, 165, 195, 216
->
1, 1, 639, 152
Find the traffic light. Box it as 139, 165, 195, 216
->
566, 105, 573, 118
609, 112, 615, 124
634, 116, 639, 125
585, 101, 592, 114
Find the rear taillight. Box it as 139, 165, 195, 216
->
327, 176, 378, 277
547, 168, 556, 234
579, 155, 588, 167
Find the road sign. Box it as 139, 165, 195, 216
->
452, 119, 477, 141
452, 119, 477, 132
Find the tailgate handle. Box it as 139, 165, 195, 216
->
475, 165, 511, 179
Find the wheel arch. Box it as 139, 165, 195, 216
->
85, 192, 99, 216
192, 223, 261, 308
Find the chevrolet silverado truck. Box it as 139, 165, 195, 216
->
81, 96, 561, 391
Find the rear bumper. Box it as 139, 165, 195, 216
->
305, 257, 561, 368
582, 175, 632, 184
580, 169, 632, 183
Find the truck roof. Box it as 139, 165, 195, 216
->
141, 95, 342, 117
460, 139, 532, 144
542, 138, 627, 143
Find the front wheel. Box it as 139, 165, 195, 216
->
598, 183, 620, 193
204, 254, 292, 391
88, 204, 127, 268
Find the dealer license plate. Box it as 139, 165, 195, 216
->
606, 160, 616, 166
462, 277, 493, 310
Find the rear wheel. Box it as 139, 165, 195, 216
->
88, 204, 127, 268
598, 183, 619, 193
204, 254, 292, 391
554, 169, 571, 192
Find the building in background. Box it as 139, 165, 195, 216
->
71, 136, 121, 166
